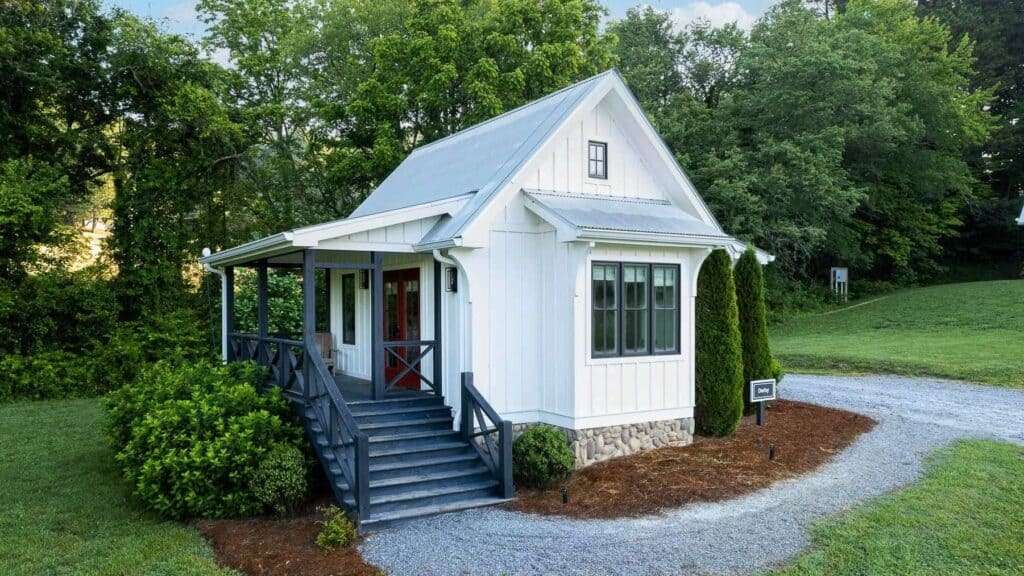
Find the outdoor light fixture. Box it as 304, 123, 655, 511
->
360, 269, 369, 289
446, 266, 458, 292
560, 485, 569, 504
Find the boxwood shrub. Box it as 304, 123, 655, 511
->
513, 425, 575, 489
105, 359, 307, 519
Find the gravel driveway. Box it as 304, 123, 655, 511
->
360, 374, 1024, 576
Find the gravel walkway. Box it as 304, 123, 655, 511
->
360, 374, 1024, 576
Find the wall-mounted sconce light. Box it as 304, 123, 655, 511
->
360, 269, 369, 289
445, 266, 458, 293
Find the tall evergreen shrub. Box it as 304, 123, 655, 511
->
695, 249, 744, 437
734, 249, 773, 414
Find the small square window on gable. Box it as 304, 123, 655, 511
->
588, 141, 607, 180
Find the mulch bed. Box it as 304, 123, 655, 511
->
508, 400, 876, 519
196, 499, 382, 576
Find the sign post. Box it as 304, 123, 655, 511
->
749, 378, 777, 426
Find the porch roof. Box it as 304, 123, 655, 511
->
199, 193, 473, 268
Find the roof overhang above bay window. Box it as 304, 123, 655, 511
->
523, 189, 774, 264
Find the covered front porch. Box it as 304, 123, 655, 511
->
222, 249, 445, 403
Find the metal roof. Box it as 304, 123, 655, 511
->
523, 190, 730, 240
350, 71, 616, 227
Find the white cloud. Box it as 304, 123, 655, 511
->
670, 1, 757, 31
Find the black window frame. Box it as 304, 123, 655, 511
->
590, 261, 681, 359
591, 262, 620, 358
341, 272, 356, 345
588, 140, 607, 180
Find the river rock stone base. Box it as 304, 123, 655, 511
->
513, 418, 695, 468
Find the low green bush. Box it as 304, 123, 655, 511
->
512, 425, 575, 489
771, 358, 785, 382
0, 350, 93, 402
315, 506, 357, 550
105, 359, 306, 519
250, 443, 309, 516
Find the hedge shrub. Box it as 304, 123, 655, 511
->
512, 425, 575, 489
0, 350, 93, 402
250, 443, 309, 516
695, 249, 744, 437
105, 360, 307, 519
734, 249, 774, 414
93, 309, 213, 394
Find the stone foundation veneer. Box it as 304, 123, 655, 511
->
513, 417, 695, 468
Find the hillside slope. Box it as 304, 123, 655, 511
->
771, 280, 1024, 387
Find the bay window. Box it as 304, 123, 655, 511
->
591, 262, 680, 358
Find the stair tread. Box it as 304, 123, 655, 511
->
368, 430, 460, 442
370, 441, 472, 458
360, 417, 453, 429
370, 466, 490, 488
348, 396, 444, 407
349, 479, 499, 506
371, 453, 480, 472
361, 496, 512, 527
353, 405, 452, 418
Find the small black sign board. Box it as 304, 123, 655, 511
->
749, 379, 777, 425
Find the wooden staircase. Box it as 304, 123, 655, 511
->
302, 392, 511, 530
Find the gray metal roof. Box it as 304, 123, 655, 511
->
523, 189, 730, 240
351, 70, 616, 235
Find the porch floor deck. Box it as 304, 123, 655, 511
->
333, 372, 434, 402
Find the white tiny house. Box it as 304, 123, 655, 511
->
200, 69, 765, 526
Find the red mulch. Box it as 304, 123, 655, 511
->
508, 400, 875, 519
196, 499, 382, 576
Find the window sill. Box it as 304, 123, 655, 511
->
586, 353, 683, 367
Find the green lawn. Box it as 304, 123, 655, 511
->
770, 440, 1024, 575
771, 280, 1024, 386
0, 398, 233, 576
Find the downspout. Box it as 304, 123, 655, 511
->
201, 248, 229, 362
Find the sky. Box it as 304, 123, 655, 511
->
104, 0, 775, 42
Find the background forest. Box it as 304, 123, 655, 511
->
1, 0, 1022, 400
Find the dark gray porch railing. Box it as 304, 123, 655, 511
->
383, 340, 440, 395
229, 332, 370, 521
460, 372, 514, 499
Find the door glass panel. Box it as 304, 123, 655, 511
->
405, 279, 419, 341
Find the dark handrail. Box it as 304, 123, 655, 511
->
228, 332, 370, 522
460, 372, 513, 499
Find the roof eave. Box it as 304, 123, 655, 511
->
199, 232, 299, 268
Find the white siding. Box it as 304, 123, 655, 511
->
517, 95, 666, 200
317, 215, 441, 251
572, 244, 699, 428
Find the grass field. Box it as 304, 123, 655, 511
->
770, 440, 1024, 575
771, 280, 1024, 386
0, 398, 233, 576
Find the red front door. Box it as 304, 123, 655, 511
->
383, 268, 421, 390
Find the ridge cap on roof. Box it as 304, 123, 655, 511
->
405, 69, 616, 159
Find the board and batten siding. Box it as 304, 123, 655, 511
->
517, 94, 665, 200
571, 245, 699, 429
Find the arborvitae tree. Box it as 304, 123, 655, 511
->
734, 248, 773, 414
695, 249, 744, 437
